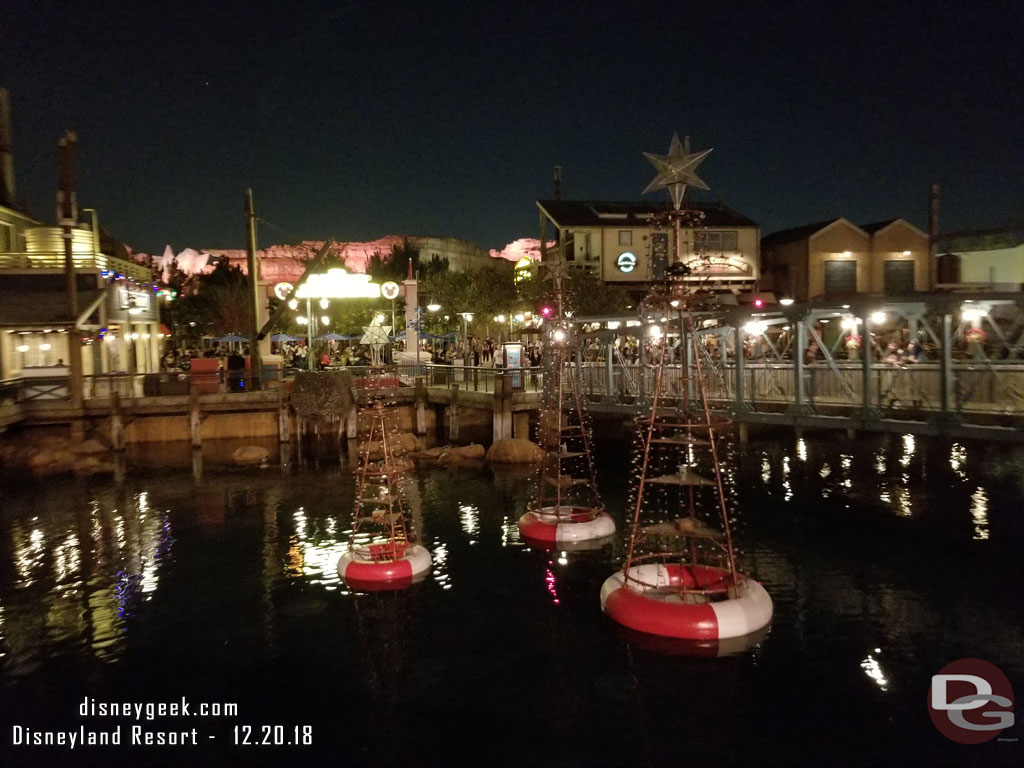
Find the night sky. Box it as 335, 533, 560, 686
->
1, 0, 1021, 254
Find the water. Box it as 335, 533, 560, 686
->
1, 429, 1022, 767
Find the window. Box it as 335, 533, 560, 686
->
824, 260, 857, 295
618, 230, 632, 246
0, 223, 12, 252
703, 231, 738, 251
884, 260, 915, 294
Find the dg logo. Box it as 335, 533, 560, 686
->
929, 658, 1015, 744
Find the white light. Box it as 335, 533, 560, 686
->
607, 321, 621, 330
902, 250, 911, 256
104, 335, 115, 342
288, 299, 298, 310
128, 307, 143, 315
296, 316, 308, 325
295, 268, 381, 299
320, 298, 330, 310
428, 302, 441, 312
779, 298, 794, 306
841, 317, 860, 331
744, 321, 767, 336
514, 313, 524, 322
648, 325, 662, 339
842, 251, 852, 257
142, 334, 150, 340
130, 333, 139, 340
321, 316, 331, 326
494, 314, 505, 323
375, 313, 386, 324
40, 343, 52, 351
16, 344, 28, 352
870, 311, 887, 324
819, 318, 830, 324
669, 299, 680, 308
553, 329, 566, 342
961, 308, 983, 322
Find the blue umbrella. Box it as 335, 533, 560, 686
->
214, 334, 248, 343
269, 333, 300, 342
316, 332, 346, 341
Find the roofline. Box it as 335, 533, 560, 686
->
869, 218, 929, 240
808, 217, 869, 241
0, 204, 42, 225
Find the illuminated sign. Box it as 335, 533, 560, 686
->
294, 269, 381, 299
514, 256, 534, 283
381, 281, 400, 300
119, 289, 151, 311
273, 281, 294, 300
682, 255, 753, 278
616, 252, 637, 273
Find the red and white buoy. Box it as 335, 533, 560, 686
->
518, 505, 615, 545
600, 563, 772, 640
338, 542, 432, 590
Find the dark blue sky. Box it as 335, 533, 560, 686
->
1, 0, 1021, 253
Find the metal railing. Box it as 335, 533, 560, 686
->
0, 251, 151, 281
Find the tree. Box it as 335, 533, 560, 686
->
366, 238, 423, 283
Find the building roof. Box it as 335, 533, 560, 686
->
760, 219, 842, 249
859, 219, 898, 234
537, 199, 759, 229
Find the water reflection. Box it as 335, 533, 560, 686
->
860, 649, 889, 691
2, 490, 173, 677
970, 487, 990, 540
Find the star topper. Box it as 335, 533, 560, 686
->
642, 133, 712, 210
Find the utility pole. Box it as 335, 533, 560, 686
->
58, 131, 84, 438
245, 188, 262, 391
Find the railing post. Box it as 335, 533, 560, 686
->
415, 376, 427, 435
603, 341, 615, 403
789, 316, 813, 415
734, 325, 750, 412
189, 385, 202, 449
448, 383, 460, 441
932, 311, 961, 428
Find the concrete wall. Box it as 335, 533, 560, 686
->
959, 243, 1024, 284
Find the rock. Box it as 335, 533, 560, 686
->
75, 439, 108, 455
453, 443, 485, 459
397, 433, 423, 453
233, 445, 269, 466
485, 438, 543, 464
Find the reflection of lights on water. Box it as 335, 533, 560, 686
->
53, 533, 80, 584
895, 484, 912, 517
14, 524, 46, 585
879, 491, 890, 504
970, 487, 990, 540
819, 463, 831, 479
840, 454, 853, 488
861, 651, 889, 691
294, 507, 307, 539
782, 457, 792, 502
501, 516, 522, 547
760, 456, 771, 484
949, 443, 967, 479
459, 504, 479, 543
557, 551, 568, 566
796, 439, 807, 462
432, 540, 451, 590
326, 518, 336, 536
900, 434, 915, 468
874, 451, 886, 475
545, 565, 560, 605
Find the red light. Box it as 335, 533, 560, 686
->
540, 305, 553, 318
753, 298, 764, 308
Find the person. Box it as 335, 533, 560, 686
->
804, 342, 818, 403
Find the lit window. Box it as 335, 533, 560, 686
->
618, 230, 632, 246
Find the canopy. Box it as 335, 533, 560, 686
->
316, 332, 349, 341
214, 334, 248, 343
269, 333, 300, 342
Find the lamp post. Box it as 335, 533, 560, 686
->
459, 312, 473, 366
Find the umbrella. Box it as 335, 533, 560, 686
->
269, 333, 300, 342
214, 334, 248, 343
316, 332, 347, 341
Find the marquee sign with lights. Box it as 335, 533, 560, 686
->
292, 269, 382, 299
381, 281, 400, 300
682, 255, 754, 279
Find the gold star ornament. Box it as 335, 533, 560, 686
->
643, 132, 712, 210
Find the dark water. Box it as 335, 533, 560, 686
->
1, 428, 1023, 767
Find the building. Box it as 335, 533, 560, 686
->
0, 88, 162, 381
760, 217, 930, 301
935, 226, 1024, 289
536, 199, 760, 291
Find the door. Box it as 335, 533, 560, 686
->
823, 260, 857, 296
884, 260, 915, 294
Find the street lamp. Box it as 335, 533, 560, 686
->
459, 312, 473, 366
